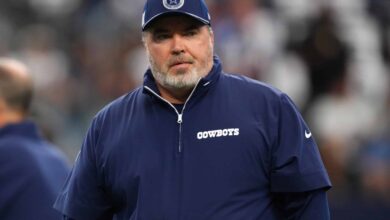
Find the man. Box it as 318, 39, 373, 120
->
54, 0, 332, 219
0, 58, 70, 219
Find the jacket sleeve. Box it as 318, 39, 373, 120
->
53, 117, 114, 219
299, 189, 330, 219
274, 188, 330, 220
270, 94, 332, 192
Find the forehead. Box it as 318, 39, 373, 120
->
145, 14, 205, 32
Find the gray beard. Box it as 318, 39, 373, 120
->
150, 65, 201, 90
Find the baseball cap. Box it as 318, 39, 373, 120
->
142, 0, 211, 31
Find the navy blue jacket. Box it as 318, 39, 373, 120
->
0, 121, 70, 220
55, 57, 331, 219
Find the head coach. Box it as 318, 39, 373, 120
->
54, 0, 332, 219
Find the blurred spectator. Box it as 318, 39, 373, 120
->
294, 7, 350, 105
306, 76, 377, 191
0, 58, 70, 219
213, 0, 285, 79
367, 0, 390, 65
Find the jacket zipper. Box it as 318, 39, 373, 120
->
144, 79, 201, 153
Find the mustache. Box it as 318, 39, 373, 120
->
168, 56, 194, 67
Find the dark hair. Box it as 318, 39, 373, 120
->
0, 65, 33, 114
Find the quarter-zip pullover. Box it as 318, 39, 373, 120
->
54, 56, 331, 220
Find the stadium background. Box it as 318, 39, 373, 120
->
0, 0, 389, 218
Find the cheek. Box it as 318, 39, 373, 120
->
194, 37, 213, 56
148, 48, 161, 66
148, 48, 167, 66
195, 42, 213, 63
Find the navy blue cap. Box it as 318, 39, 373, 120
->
142, 0, 211, 31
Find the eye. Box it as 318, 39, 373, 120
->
153, 33, 171, 42
184, 29, 198, 37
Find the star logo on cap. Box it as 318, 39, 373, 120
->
163, 0, 185, 10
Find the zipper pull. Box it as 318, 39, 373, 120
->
177, 114, 183, 123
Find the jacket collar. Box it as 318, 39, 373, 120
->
0, 120, 41, 140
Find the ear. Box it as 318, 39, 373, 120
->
0, 98, 7, 126
0, 98, 6, 113
141, 32, 149, 47
208, 27, 215, 47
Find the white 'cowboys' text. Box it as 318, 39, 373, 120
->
197, 128, 240, 140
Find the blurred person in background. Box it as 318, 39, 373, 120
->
213, 0, 285, 80
0, 58, 70, 219
54, 0, 331, 219
296, 7, 350, 106
300, 2, 390, 219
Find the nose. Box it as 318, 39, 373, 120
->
171, 34, 185, 55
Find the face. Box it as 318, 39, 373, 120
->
143, 15, 214, 90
